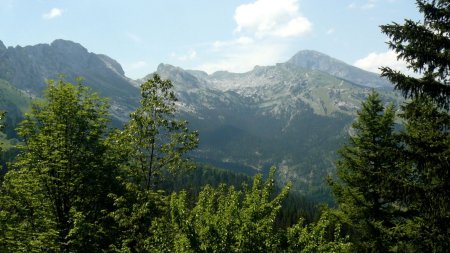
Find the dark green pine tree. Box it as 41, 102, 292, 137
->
380, 0, 449, 108
330, 91, 399, 252
392, 98, 450, 251
380, 0, 449, 251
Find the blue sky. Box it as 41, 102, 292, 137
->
0, 0, 421, 79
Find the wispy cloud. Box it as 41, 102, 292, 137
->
326, 28, 335, 35
43, 8, 63, 20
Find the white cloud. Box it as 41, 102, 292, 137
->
197, 40, 288, 74
236, 36, 254, 45
43, 8, 63, 20
185, 0, 312, 74
326, 28, 335, 35
354, 50, 414, 75
234, 0, 311, 38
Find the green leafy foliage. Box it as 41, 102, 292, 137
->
0, 78, 118, 252
0, 169, 58, 252
0, 74, 352, 251
121, 73, 199, 190
108, 74, 199, 252
286, 210, 351, 253
144, 168, 350, 253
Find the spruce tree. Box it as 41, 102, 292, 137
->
380, 0, 449, 251
330, 91, 398, 252
380, 0, 449, 108
392, 98, 450, 251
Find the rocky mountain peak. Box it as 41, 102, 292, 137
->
287, 50, 391, 88
157, 63, 180, 73
0, 39, 139, 121
154, 63, 201, 89
50, 39, 88, 55
288, 50, 350, 71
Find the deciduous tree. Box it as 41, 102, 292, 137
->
1, 79, 116, 252
109, 74, 198, 252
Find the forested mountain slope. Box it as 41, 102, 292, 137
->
0, 39, 401, 198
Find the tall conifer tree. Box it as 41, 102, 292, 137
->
330, 91, 398, 252
380, 0, 449, 251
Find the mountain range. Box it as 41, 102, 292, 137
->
0, 39, 401, 199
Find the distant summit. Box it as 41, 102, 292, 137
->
51, 39, 88, 55
288, 50, 392, 89
0, 39, 139, 121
